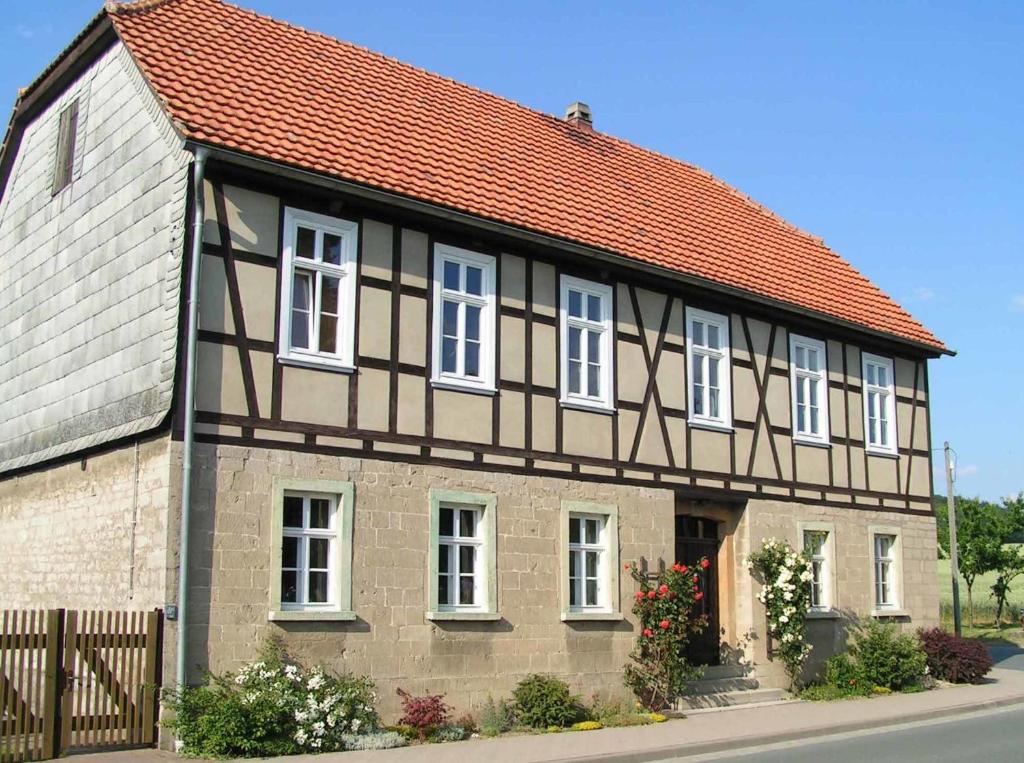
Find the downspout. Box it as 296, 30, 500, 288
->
176, 146, 209, 690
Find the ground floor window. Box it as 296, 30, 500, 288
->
270, 479, 355, 621
869, 526, 902, 612
427, 489, 498, 619
802, 528, 830, 611
560, 501, 621, 620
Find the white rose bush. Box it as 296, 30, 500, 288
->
165, 642, 404, 757
746, 538, 814, 688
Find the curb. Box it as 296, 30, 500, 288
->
553, 694, 1024, 763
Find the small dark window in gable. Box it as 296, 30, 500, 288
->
52, 99, 79, 195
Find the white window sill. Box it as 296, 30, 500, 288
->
430, 379, 497, 396
560, 611, 624, 622
871, 608, 909, 618
688, 419, 734, 434
559, 398, 616, 415
865, 447, 899, 459
794, 437, 832, 449
806, 609, 841, 620
269, 609, 357, 622
426, 611, 502, 622
277, 354, 355, 374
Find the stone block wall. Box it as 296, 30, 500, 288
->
0, 434, 174, 611
179, 441, 677, 717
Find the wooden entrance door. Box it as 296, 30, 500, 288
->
674, 516, 721, 666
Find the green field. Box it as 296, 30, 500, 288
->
937, 548, 1024, 645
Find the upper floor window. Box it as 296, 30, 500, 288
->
559, 275, 614, 412
790, 334, 830, 444
431, 245, 496, 392
278, 208, 359, 371
52, 99, 79, 195
862, 353, 897, 455
686, 307, 732, 428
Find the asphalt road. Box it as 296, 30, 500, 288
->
680, 704, 1024, 762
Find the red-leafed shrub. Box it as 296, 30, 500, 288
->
396, 689, 451, 739
918, 628, 993, 684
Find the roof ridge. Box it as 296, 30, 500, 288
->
106, 0, 179, 15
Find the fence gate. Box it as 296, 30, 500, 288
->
0, 609, 162, 762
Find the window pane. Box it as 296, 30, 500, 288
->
465, 341, 480, 378
585, 518, 599, 545
807, 348, 819, 373
442, 337, 458, 374
691, 320, 704, 347
585, 579, 598, 606
283, 496, 303, 528
795, 346, 806, 369
321, 275, 339, 314
309, 538, 329, 569
308, 571, 328, 603
570, 577, 579, 607
877, 365, 888, 388
692, 354, 704, 385
319, 316, 337, 354
459, 544, 475, 574
438, 574, 450, 606
281, 571, 297, 603
568, 289, 583, 318
465, 266, 483, 296
587, 330, 600, 366
568, 360, 581, 395
866, 364, 877, 386
709, 387, 720, 419
708, 355, 719, 388
587, 363, 600, 397
569, 550, 579, 578
707, 323, 720, 350
465, 305, 481, 341
797, 404, 806, 434
459, 509, 477, 538
587, 294, 601, 322
459, 576, 475, 605
442, 300, 459, 338
296, 227, 316, 259
439, 543, 450, 574
282, 536, 298, 568
568, 327, 582, 361
309, 499, 330, 529
290, 273, 311, 349
323, 233, 342, 265
439, 508, 454, 537
569, 517, 580, 544
443, 260, 460, 291
585, 550, 598, 577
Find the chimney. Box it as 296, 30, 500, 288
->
564, 101, 593, 130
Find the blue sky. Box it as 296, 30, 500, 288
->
4, 1, 1021, 500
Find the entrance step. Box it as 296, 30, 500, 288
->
676, 686, 788, 711
695, 664, 752, 681
682, 676, 760, 695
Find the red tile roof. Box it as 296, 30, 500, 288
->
109, 0, 945, 351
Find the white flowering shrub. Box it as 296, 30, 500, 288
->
165, 643, 380, 757
746, 538, 814, 688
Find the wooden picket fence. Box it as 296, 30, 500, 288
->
0, 609, 162, 762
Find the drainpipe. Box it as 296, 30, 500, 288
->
176, 146, 209, 690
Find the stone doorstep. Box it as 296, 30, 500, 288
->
678, 687, 790, 712
676, 663, 790, 711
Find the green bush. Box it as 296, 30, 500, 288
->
163, 645, 379, 757
823, 654, 872, 697
478, 696, 516, 736
339, 732, 408, 750
850, 621, 927, 691
428, 725, 470, 742
512, 675, 583, 728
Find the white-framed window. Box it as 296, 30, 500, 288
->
427, 490, 498, 620
872, 532, 900, 610
686, 307, 732, 428
559, 275, 615, 411
278, 207, 359, 371
431, 244, 497, 392
803, 529, 830, 610
560, 501, 621, 620
790, 334, 830, 444
862, 352, 897, 455
270, 479, 355, 621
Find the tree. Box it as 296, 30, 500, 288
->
955, 498, 1005, 627
990, 494, 1024, 625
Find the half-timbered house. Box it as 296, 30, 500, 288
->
0, 0, 949, 713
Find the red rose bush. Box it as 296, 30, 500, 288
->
623, 560, 709, 709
